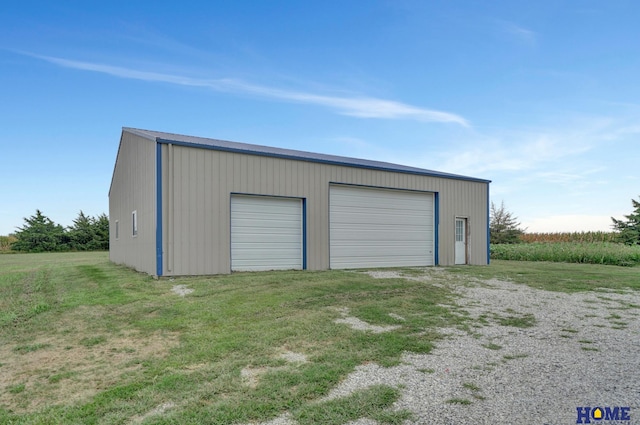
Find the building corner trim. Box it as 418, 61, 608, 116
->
434, 192, 439, 266
486, 184, 491, 265
156, 142, 163, 276
302, 198, 307, 270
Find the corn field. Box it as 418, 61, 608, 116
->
491, 242, 640, 266
0, 235, 17, 253
519, 231, 618, 244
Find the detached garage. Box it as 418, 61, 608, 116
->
109, 128, 490, 276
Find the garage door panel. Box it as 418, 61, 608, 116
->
331, 216, 432, 226
331, 196, 427, 209
333, 256, 428, 269
231, 260, 301, 272
332, 206, 432, 216
330, 185, 434, 269
232, 220, 301, 229
331, 233, 433, 242
231, 195, 303, 271
332, 201, 429, 211
232, 212, 301, 221
330, 226, 433, 236
231, 228, 300, 237
231, 248, 301, 258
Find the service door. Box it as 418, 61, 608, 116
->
329, 185, 434, 269
231, 195, 303, 271
455, 218, 467, 265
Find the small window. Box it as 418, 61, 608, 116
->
132, 211, 138, 237
455, 219, 464, 242
115, 220, 119, 239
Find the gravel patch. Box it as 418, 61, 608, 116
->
365, 271, 406, 279
388, 313, 406, 321
364, 270, 435, 282
171, 284, 194, 296
249, 413, 297, 425
242, 273, 640, 425
344, 419, 378, 425
130, 402, 176, 424
326, 277, 640, 424
240, 367, 269, 388
333, 307, 401, 334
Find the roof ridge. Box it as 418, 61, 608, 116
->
121, 127, 491, 183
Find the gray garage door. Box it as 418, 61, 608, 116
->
329, 185, 434, 269
231, 195, 303, 271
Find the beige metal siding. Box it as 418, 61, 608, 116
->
109, 133, 157, 274
160, 143, 489, 275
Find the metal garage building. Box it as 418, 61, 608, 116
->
109, 128, 490, 276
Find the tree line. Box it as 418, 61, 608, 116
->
5, 210, 109, 252
491, 196, 640, 245
3, 196, 640, 252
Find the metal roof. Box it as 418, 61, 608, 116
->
123, 127, 491, 183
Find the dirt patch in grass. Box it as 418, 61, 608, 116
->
332, 307, 402, 334
171, 284, 194, 297
0, 328, 179, 412
130, 401, 177, 424
240, 366, 270, 389
278, 350, 308, 364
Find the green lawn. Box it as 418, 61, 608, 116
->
450, 260, 640, 293
0, 253, 637, 424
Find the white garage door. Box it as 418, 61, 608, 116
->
330, 185, 434, 269
231, 195, 303, 271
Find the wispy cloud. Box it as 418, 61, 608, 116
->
497, 20, 537, 45
429, 115, 631, 177
436, 135, 592, 176
30, 53, 469, 126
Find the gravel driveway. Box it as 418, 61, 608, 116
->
249, 271, 640, 425
326, 274, 640, 425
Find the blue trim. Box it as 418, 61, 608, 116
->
327, 185, 331, 269
434, 192, 439, 266
329, 181, 435, 194
486, 183, 491, 265
229, 193, 233, 272
229, 192, 302, 200
302, 198, 307, 270
155, 138, 491, 184
155, 143, 163, 276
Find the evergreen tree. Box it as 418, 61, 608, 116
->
490, 201, 524, 244
93, 213, 110, 250
611, 196, 640, 245
12, 210, 69, 252
68, 211, 94, 250
68, 211, 110, 251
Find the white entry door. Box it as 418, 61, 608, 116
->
455, 218, 467, 265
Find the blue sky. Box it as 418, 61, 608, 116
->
1, 0, 639, 236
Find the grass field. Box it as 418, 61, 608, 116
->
1, 253, 638, 424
